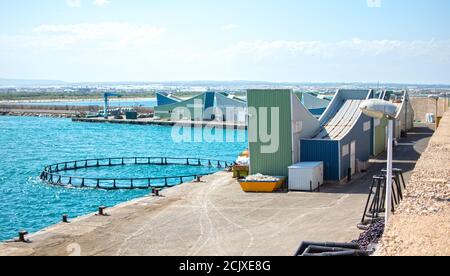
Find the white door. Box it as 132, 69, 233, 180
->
350, 141, 356, 175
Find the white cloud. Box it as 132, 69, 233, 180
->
93, 0, 111, 6
66, 0, 81, 8
27, 22, 165, 50
222, 24, 238, 31
1, 29, 450, 83
223, 39, 450, 61
367, 0, 382, 8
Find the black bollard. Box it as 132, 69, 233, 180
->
98, 206, 107, 216
18, 231, 28, 243
153, 188, 161, 197
62, 214, 69, 223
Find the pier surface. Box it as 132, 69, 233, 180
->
0, 125, 433, 256
0, 171, 368, 256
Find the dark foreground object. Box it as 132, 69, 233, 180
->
295, 242, 369, 257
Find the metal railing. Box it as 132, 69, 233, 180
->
40, 157, 233, 190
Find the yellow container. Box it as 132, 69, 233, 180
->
232, 166, 249, 178
239, 177, 285, 193
437, 117, 442, 128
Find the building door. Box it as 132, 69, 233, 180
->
350, 141, 356, 175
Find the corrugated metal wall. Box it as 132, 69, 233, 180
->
203, 92, 216, 120
156, 93, 180, 106
215, 93, 247, 122
373, 118, 388, 156
154, 93, 208, 120
301, 139, 340, 181
339, 114, 372, 180
248, 89, 293, 177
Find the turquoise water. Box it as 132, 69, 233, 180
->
0, 116, 246, 241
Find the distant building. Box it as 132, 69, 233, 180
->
215, 92, 247, 123
301, 89, 373, 182
154, 92, 215, 121
247, 89, 416, 183
156, 92, 182, 106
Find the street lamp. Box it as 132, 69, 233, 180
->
440, 93, 448, 113
360, 99, 398, 223
428, 95, 440, 128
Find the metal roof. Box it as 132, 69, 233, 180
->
312, 99, 364, 140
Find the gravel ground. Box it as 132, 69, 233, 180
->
376, 112, 450, 256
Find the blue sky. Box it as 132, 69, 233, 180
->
0, 0, 449, 83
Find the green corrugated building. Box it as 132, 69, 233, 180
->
247, 89, 321, 177
373, 118, 388, 157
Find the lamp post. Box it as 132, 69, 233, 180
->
440, 93, 449, 113
360, 99, 398, 223
428, 95, 440, 129
103, 93, 122, 119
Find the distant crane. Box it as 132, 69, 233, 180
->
103, 92, 122, 119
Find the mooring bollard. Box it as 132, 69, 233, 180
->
18, 231, 28, 243
62, 214, 69, 223
196, 176, 202, 183
98, 206, 107, 216
152, 188, 161, 197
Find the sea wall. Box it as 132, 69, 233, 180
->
0, 104, 100, 112
376, 111, 450, 256
411, 97, 449, 122
0, 104, 154, 118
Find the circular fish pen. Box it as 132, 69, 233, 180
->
40, 157, 233, 190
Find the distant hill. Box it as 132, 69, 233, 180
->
1, 78, 449, 89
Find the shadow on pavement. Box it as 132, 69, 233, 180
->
320, 125, 434, 195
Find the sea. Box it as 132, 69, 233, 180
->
0, 116, 247, 241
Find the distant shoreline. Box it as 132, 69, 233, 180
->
0, 97, 158, 104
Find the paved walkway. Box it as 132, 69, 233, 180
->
0, 171, 368, 256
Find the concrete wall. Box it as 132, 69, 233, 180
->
0, 104, 100, 112
411, 97, 449, 122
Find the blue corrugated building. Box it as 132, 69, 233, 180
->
300, 89, 373, 182
156, 92, 181, 106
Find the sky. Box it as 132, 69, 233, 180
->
0, 0, 450, 84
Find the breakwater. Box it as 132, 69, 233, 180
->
0, 104, 153, 118
72, 117, 247, 130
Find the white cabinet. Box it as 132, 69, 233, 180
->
288, 162, 324, 192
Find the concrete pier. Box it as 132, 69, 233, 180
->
72, 117, 247, 130
0, 171, 368, 256
0, 125, 433, 256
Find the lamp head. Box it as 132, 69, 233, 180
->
428, 95, 439, 100
360, 99, 398, 120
